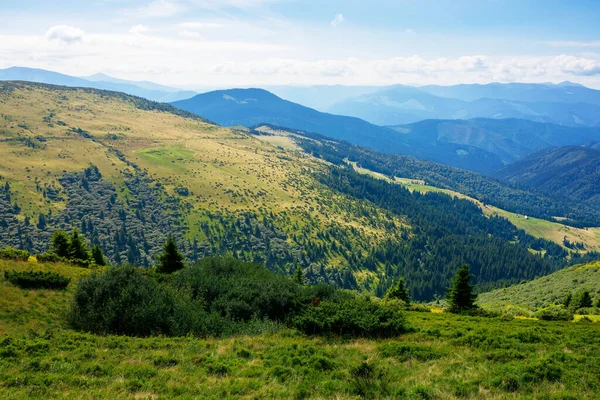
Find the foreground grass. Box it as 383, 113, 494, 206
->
2, 260, 600, 399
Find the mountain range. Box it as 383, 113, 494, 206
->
173, 89, 600, 174
0, 67, 196, 103
328, 84, 600, 127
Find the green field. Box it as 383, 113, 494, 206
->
2, 259, 600, 399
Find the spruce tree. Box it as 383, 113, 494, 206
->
385, 277, 410, 305
447, 264, 477, 313
91, 245, 106, 266
572, 290, 593, 310
293, 265, 305, 285
562, 292, 573, 308
51, 230, 70, 258
69, 228, 90, 262
156, 235, 185, 274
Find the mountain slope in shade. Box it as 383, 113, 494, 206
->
495, 144, 600, 209
0, 67, 196, 102
390, 118, 600, 168
172, 89, 600, 175
171, 88, 412, 151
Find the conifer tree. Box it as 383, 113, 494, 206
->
156, 235, 185, 274
51, 230, 70, 258
91, 244, 106, 266
562, 292, 573, 308
447, 264, 477, 313
293, 265, 305, 285
69, 228, 90, 262
572, 290, 593, 310
385, 277, 410, 305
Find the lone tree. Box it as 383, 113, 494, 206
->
156, 235, 185, 274
385, 277, 410, 305
51, 230, 70, 258
447, 264, 477, 313
69, 228, 90, 262
572, 290, 593, 310
91, 245, 106, 266
293, 265, 305, 285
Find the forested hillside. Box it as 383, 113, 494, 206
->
289, 126, 600, 228
0, 81, 597, 300
496, 145, 600, 209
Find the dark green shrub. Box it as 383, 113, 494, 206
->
69, 266, 211, 336
176, 257, 304, 322
4, 270, 70, 289
291, 292, 410, 337
0, 246, 30, 261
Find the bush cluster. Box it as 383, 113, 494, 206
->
4, 270, 70, 289
0, 246, 30, 261
69, 257, 411, 338
534, 304, 572, 321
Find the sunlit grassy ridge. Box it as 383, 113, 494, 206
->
1, 259, 600, 399
479, 261, 600, 311
0, 82, 406, 275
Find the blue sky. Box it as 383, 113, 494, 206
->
1, 0, 600, 88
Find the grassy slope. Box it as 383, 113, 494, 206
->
479, 262, 600, 311
0, 82, 406, 275
1, 259, 600, 399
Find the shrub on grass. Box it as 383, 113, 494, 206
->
35, 253, 66, 263
4, 270, 70, 289
534, 304, 573, 321
176, 257, 305, 322
69, 266, 212, 336
0, 246, 30, 261
291, 292, 410, 337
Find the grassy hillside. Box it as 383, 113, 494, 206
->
1, 82, 598, 301
479, 262, 600, 311
263, 127, 600, 253
0, 81, 405, 286
2, 259, 600, 399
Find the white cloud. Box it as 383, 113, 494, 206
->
330, 14, 344, 27
179, 30, 202, 38
178, 22, 225, 29
404, 28, 416, 35
129, 24, 149, 34
551, 55, 600, 76
45, 25, 85, 44
133, 0, 184, 18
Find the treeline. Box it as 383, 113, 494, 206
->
295, 135, 600, 227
